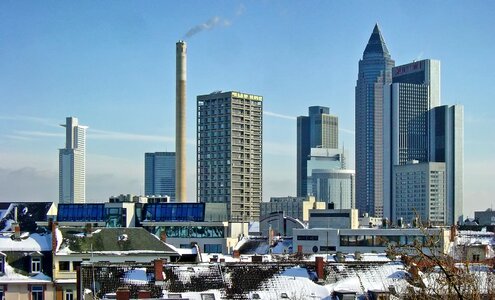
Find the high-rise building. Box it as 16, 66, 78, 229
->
145, 152, 176, 200
383, 59, 463, 225
197, 91, 263, 221
311, 169, 355, 209
393, 161, 447, 226
59, 117, 87, 203
297, 106, 339, 197
383, 59, 440, 219
429, 104, 464, 225
355, 24, 395, 217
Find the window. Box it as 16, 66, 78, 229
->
204, 244, 222, 253
65, 290, 74, 300
320, 246, 336, 252
31, 257, 41, 273
0, 255, 4, 274
72, 261, 81, 271
31, 286, 44, 300
472, 254, 480, 262
297, 235, 319, 241
59, 261, 70, 271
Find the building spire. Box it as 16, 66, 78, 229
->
364, 23, 390, 58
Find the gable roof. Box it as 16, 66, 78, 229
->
57, 227, 178, 255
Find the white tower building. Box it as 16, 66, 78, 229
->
59, 117, 87, 203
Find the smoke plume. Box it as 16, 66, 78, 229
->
183, 16, 231, 39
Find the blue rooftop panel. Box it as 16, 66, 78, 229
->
57, 204, 106, 222
142, 203, 205, 222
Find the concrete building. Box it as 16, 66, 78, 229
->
475, 209, 495, 226
308, 208, 359, 229
145, 152, 176, 201
355, 24, 395, 218
59, 117, 87, 204
261, 196, 325, 222
311, 169, 355, 209
297, 106, 339, 197
197, 91, 263, 221
393, 161, 447, 226
293, 227, 450, 255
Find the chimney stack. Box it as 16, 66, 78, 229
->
176, 41, 187, 202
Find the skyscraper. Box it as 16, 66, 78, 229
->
355, 24, 395, 217
393, 161, 447, 225
429, 104, 464, 225
197, 91, 263, 221
145, 152, 176, 200
59, 117, 87, 203
297, 106, 339, 197
383, 59, 440, 219
383, 59, 464, 225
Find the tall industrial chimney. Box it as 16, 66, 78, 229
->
176, 41, 187, 202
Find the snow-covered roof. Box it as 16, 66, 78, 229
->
0, 232, 52, 252
456, 230, 495, 246
56, 227, 178, 255
0, 261, 52, 284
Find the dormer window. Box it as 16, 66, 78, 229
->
31, 257, 41, 273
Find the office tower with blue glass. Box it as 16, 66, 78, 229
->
429, 104, 464, 225
383, 59, 463, 225
145, 152, 176, 201
197, 91, 263, 221
355, 24, 395, 217
297, 106, 339, 197
59, 117, 87, 204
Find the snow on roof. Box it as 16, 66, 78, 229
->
248, 266, 329, 299
165, 289, 222, 300
325, 262, 409, 296
0, 261, 52, 284
456, 230, 495, 246
0, 232, 51, 252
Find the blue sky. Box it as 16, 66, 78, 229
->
1, 1, 494, 217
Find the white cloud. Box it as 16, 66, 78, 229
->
0, 115, 59, 127
263, 111, 296, 120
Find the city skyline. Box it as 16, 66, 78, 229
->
1, 2, 494, 217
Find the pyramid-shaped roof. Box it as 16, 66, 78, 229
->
363, 24, 390, 57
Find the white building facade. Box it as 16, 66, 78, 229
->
59, 117, 87, 204
393, 161, 447, 225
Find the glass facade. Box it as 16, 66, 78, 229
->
105, 207, 125, 227
204, 244, 222, 253
297, 107, 339, 197
145, 152, 176, 200
339, 235, 426, 247
57, 204, 105, 222
355, 25, 395, 217
141, 203, 205, 222
152, 225, 224, 238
